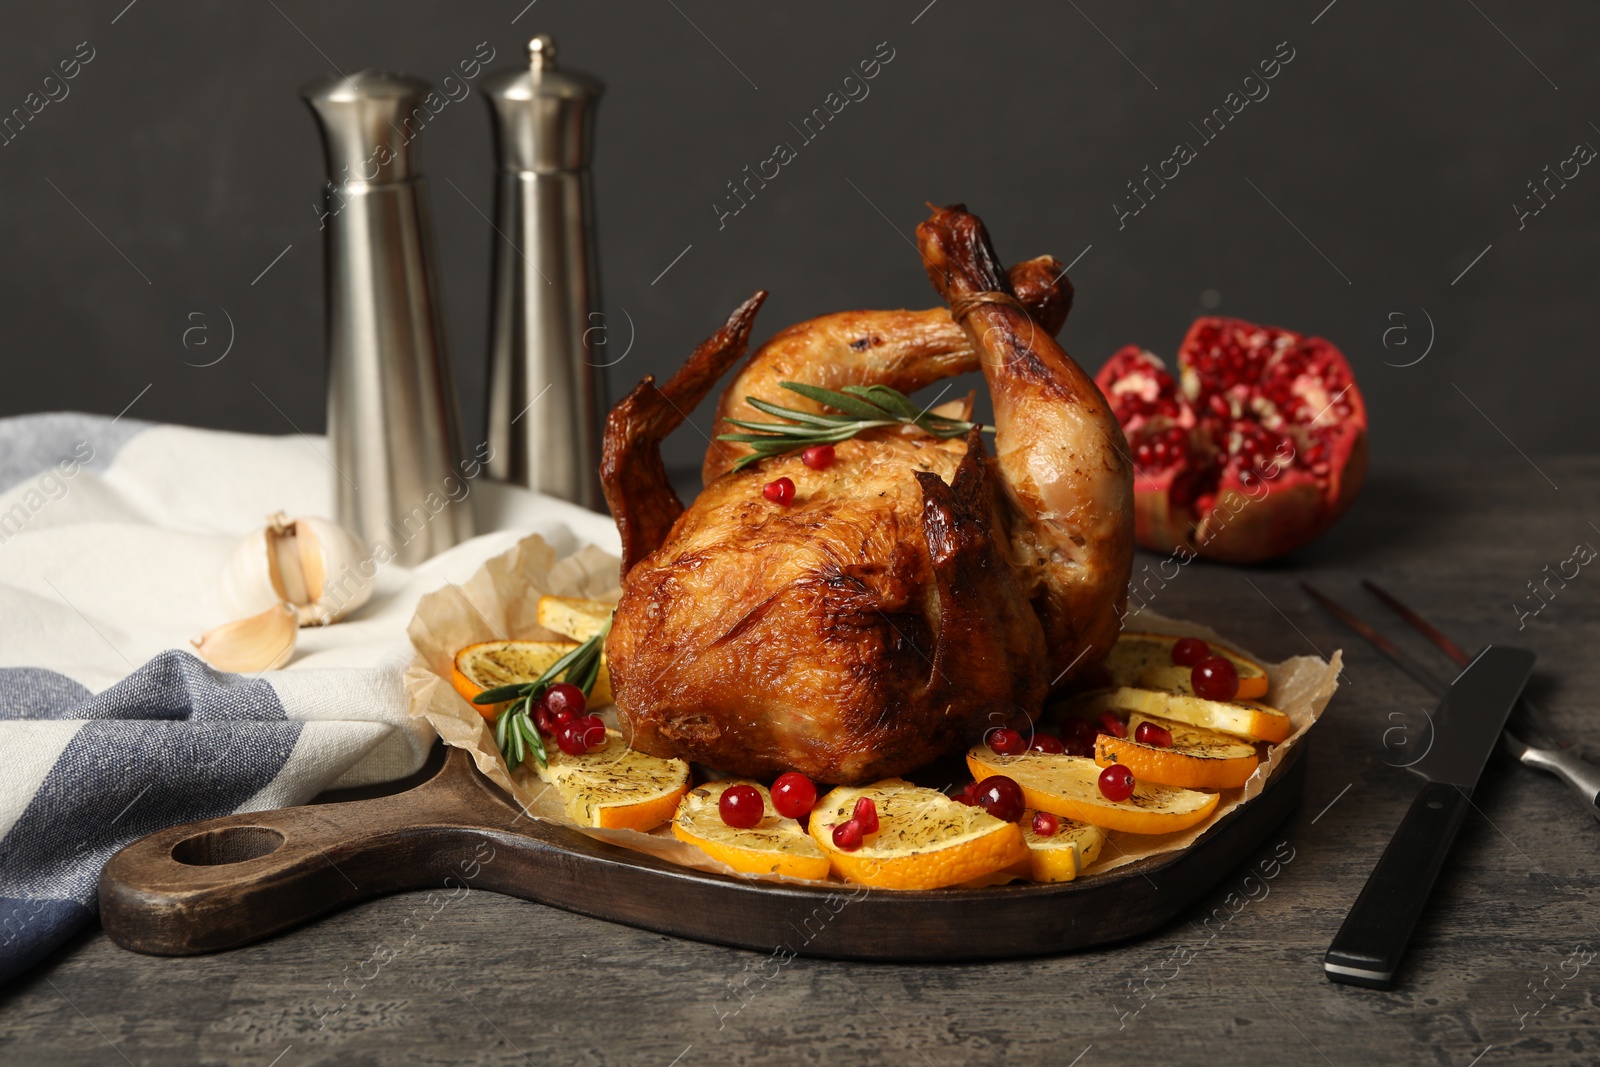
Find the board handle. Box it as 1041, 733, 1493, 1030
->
98, 748, 509, 955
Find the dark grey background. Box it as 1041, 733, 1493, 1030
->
1, 1, 1595, 481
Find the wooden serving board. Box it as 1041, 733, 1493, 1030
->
99, 741, 1305, 962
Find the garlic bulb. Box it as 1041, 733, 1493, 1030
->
220, 512, 373, 626
193, 602, 297, 672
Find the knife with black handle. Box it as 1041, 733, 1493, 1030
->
1324, 644, 1535, 990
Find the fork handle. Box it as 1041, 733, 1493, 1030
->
1516, 743, 1600, 822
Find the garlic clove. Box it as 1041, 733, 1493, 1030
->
219, 512, 374, 627
192, 602, 297, 673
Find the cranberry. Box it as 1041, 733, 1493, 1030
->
832, 818, 864, 851
1032, 811, 1061, 837
1097, 711, 1128, 739
544, 682, 586, 720
548, 704, 576, 728
1171, 637, 1210, 667
575, 714, 608, 749
986, 727, 1027, 755
1135, 721, 1174, 748
1192, 656, 1240, 701
555, 720, 590, 756
719, 784, 764, 829
852, 796, 880, 835
973, 776, 1025, 822
1062, 735, 1095, 758
1098, 764, 1135, 802
762, 477, 796, 506
1030, 733, 1066, 754
771, 772, 817, 820
533, 705, 555, 736
801, 445, 835, 470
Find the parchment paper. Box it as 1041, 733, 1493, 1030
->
406, 533, 1341, 886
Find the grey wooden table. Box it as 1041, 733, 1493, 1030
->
4, 457, 1599, 1066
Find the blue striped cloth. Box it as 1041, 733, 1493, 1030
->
0, 413, 617, 983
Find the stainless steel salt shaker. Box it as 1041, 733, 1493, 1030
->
303, 70, 473, 565
483, 35, 606, 509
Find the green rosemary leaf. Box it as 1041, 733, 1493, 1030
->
779, 381, 894, 420
473, 682, 532, 705
721, 421, 829, 438
846, 384, 920, 419
744, 397, 845, 426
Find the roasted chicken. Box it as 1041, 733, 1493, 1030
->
602, 205, 1133, 784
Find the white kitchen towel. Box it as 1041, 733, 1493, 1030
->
0, 412, 620, 983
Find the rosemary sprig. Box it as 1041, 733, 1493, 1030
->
472, 615, 612, 771
717, 382, 990, 471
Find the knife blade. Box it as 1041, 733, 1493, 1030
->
1324, 644, 1535, 990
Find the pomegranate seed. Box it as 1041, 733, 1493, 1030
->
1030, 733, 1066, 754
544, 682, 586, 720
852, 796, 880, 835
719, 784, 764, 829
986, 727, 1027, 755
973, 776, 1025, 822
1135, 721, 1174, 748
801, 444, 835, 470
762, 477, 796, 506
1192, 656, 1240, 701
555, 720, 590, 756
961, 780, 980, 797
1170, 637, 1210, 667
1031, 812, 1061, 837
1097, 711, 1128, 739
951, 793, 978, 806
832, 818, 865, 850
771, 772, 817, 820
1098, 764, 1135, 802
576, 714, 608, 749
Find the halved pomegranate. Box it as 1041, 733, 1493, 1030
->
1096, 317, 1367, 563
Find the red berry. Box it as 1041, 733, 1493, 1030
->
576, 714, 608, 749
771, 772, 817, 820
801, 445, 835, 470
533, 705, 555, 736
1030, 733, 1066, 754
852, 796, 880, 835
1171, 637, 1210, 667
1097, 711, 1128, 739
951, 793, 978, 806
762, 477, 796, 506
718, 784, 765, 829
555, 720, 589, 756
544, 682, 587, 720
1031, 811, 1061, 837
548, 704, 576, 728
973, 775, 1025, 822
986, 727, 1027, 755
961, 780, 980, 797
1192, 656, 1240, 701
832, 818, 865, 850
1062, 736, 1095, 758
1098, 764, 1135, 802
1135, 721, 1174, 748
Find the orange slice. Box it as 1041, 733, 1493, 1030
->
537, 596, 614, 642
809, 779, 1028, 890
672, 780, 831, 880
1082, 687, 1291, 744
536, 728, 688, 831
1107, 632, 1270, 700
967, 746, 1219, 834
1094, 713, 1260, 790
452, 639, 613, 719
1022, 813, 1106, 882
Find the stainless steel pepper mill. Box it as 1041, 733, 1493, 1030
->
483, 35, 606, 509
303, 70, 473, 565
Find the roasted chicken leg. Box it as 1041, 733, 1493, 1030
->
602, 205, 1132, 784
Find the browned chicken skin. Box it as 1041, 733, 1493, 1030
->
602, 205, 1131, 784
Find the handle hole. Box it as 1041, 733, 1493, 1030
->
172, 826, 285, 866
